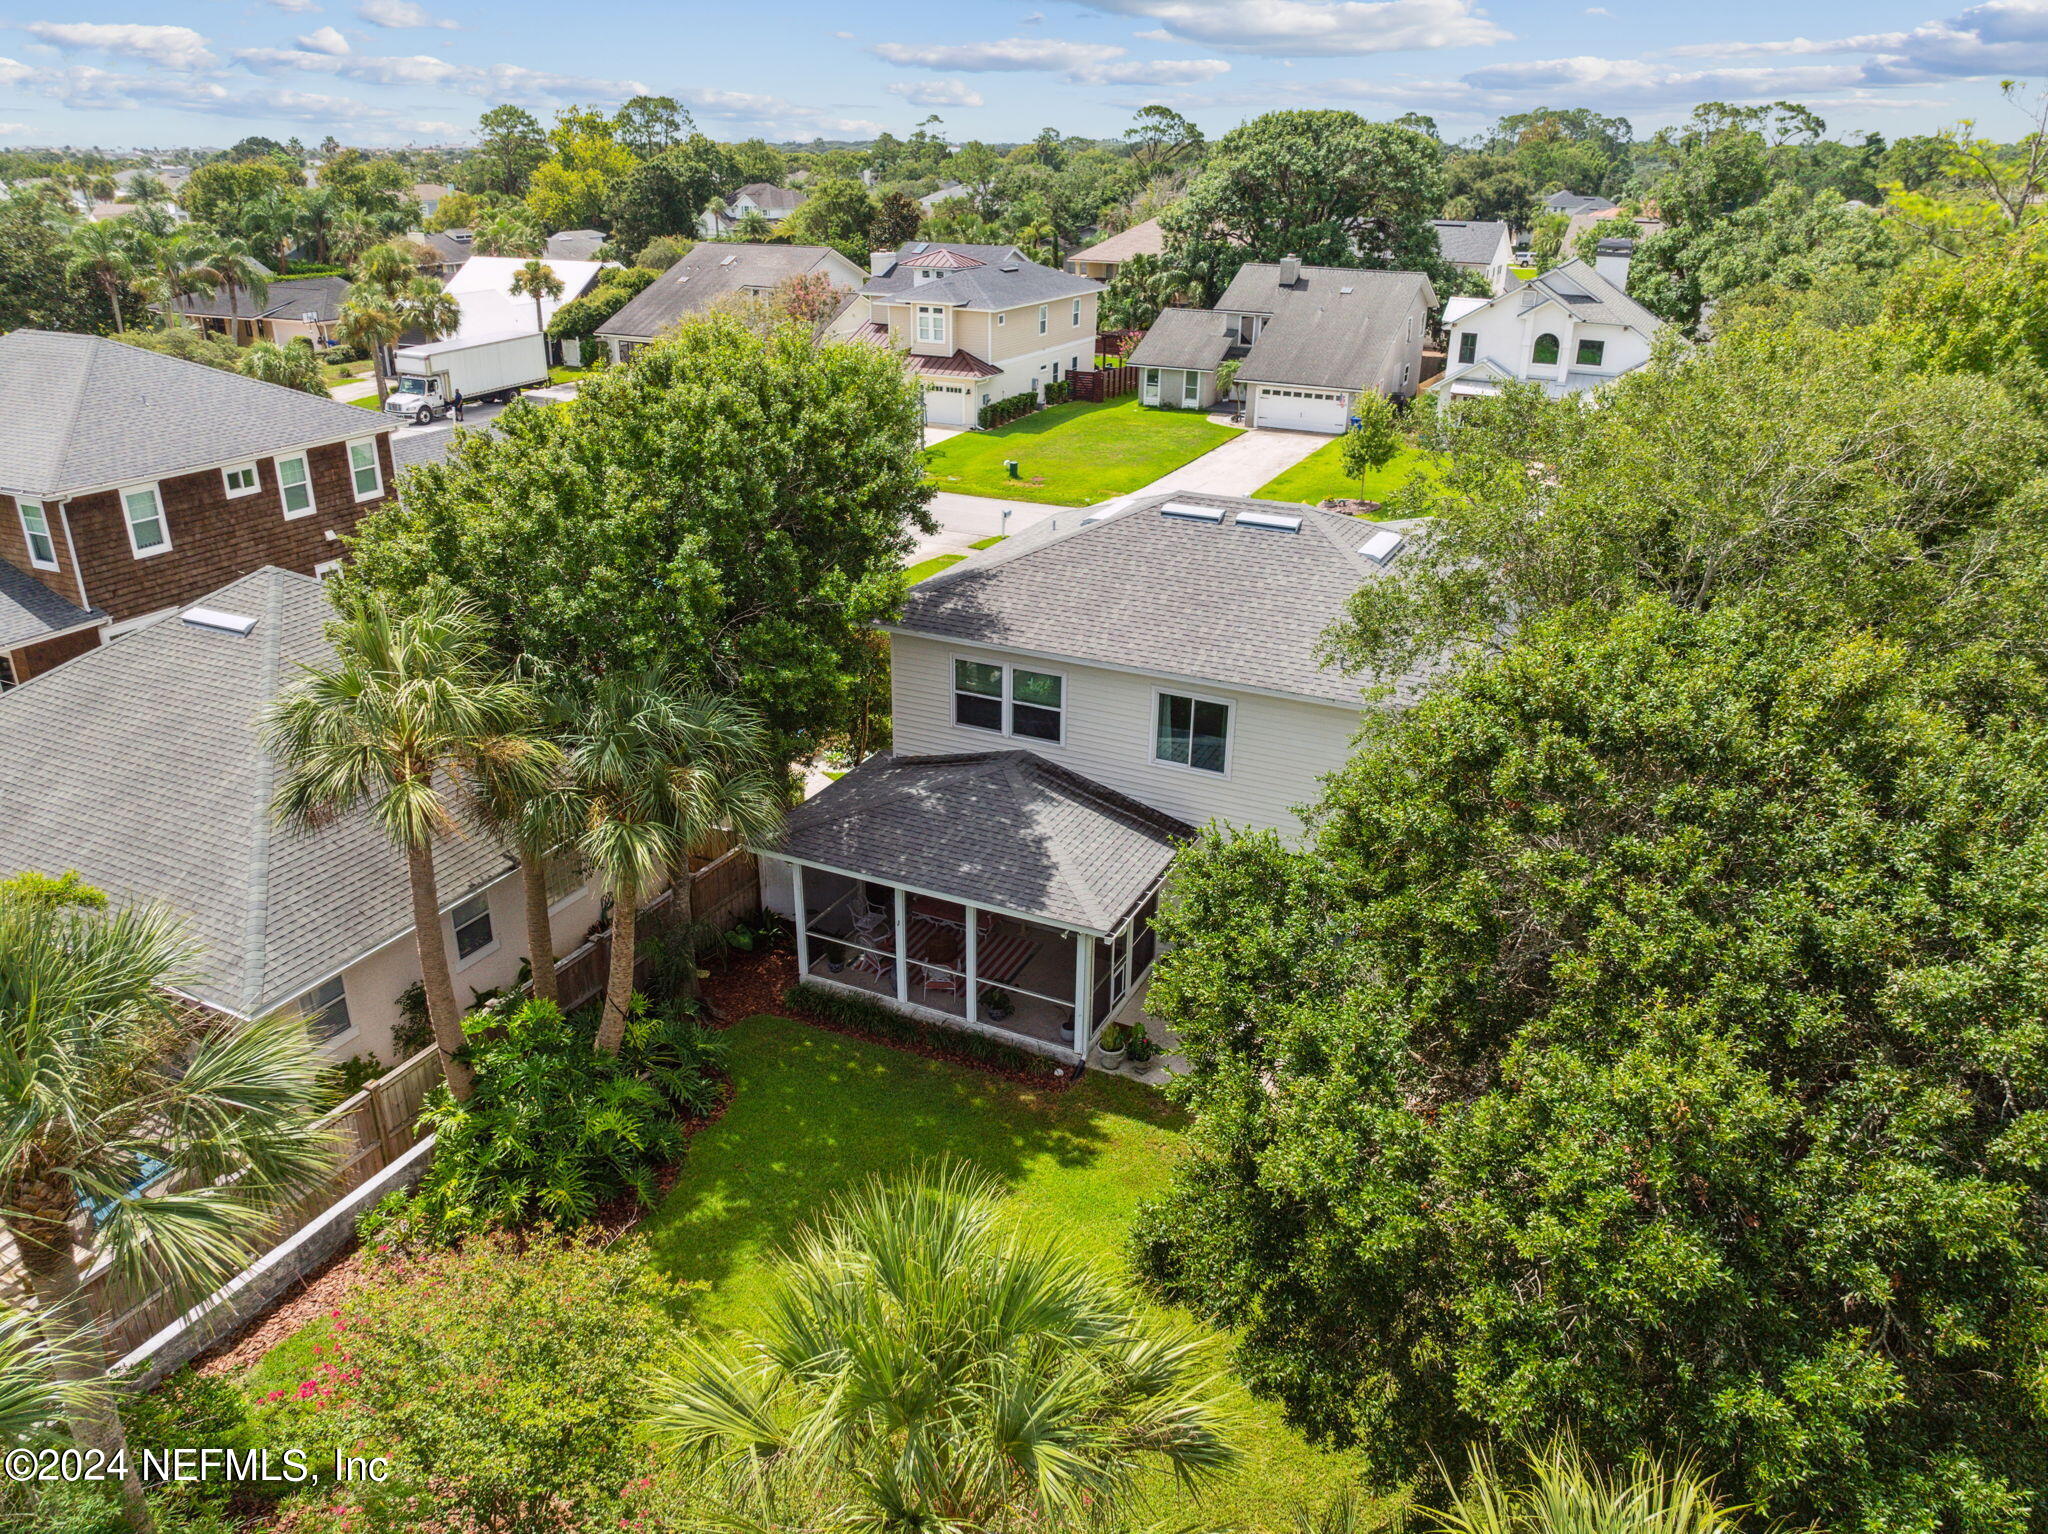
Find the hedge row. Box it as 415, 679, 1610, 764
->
784, 981, 1070, 1080
978, 391, 1040, 429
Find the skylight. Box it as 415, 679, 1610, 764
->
1160, 502, 1225, 523
1237, 510, 1302, 533
1358, 530, 1406, 564
181, 607, 257, 636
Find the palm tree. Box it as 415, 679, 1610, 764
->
471, 688, 575, 1008
556, 675, 782, 1053
198, 235, 271, 341
265, 592, 553, 1101
238, 338, 330, 397
644, 1165, 1235, 1529
510, 258, 564, 338
398, 273, 461, 344
134, 230, 219, 328
0, 897, 334, 1533
64, 220, 136, 333
352, 237, 422, 298
336, 296, 403, 407
1422, 1441, 1753, 1534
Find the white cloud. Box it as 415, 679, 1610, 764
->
355, 0, 458, 30
1585, 5, 1610, 12
886, 79, 986, 107
20, 22, 216, 71
873, 34, 1229, 84
235, 44, 645, 100
0, 54, 460, 136
0, 121, 28, 134
1066, 0, 1508, 56
296, 26, 350, 55
1664, 0, 2048, 79
267, 0, 322, 11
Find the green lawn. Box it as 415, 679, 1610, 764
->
548, 363, 595, 385
969, 534, 1006, 550
1253, 440, 1442, 507
641, 1015, 1384, 1532
904, 552, 966, 583
924, 395, 1241, 507
349, 396, 383, 411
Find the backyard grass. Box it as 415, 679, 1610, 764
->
904, 552, 966, 583
923, 394, 1241, 507
1253, 440, 1442, 507
642, 1015, 1382, 1531
548, 363, 595, 384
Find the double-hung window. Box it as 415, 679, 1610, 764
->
1576, 337, 1607, 367
1457, 331, 1477, 364
451, 892, 495, 962
543, 848, 589, 907
16, 501, 57, 570
1154, 692, 1230, 775
222, 462, 260, 498
120, 484, 169, 557
347, 439, 382, 502
916, 305, 946, 345
954, 658, 1063, 744
295, 975, 352, 1043
1037, 305, 1049, 335
1071, 298, 1082, 326
277, 453, 314, 518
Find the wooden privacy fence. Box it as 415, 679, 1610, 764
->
1069, 363, 1140, 403
553, 838, 761, 1012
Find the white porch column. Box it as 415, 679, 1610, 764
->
790, 863, 809, 980
1073, 936, 1093, 1060
893, 886, 910, 1006
964, 902, 980, 1024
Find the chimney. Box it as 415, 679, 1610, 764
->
1593, 237, 1634, 291
870, 250, 894, 276
1277, 254, 1302, 287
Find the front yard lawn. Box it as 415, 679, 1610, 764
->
904, 552, 965, 583
924, 394, 1240, 506
1254, 439, 1442, 507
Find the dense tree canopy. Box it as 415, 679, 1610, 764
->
1629, 185, 1903, 325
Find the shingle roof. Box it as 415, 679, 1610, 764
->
1127, 306, 1235, 372
0, 557, 104, 650
172, 275, 353, 325
864, 243, 1100, 311
736, 184, 806, 216
0, 331, 390, 500
1432, 219, 1510, 267
596, 243, 854, 340
0, 567, 513, 1017
545, 229, 606, 261
1545, 191, 1617, 215
419, 229, 475, 267
1510, 258, 1662, 333
1207, 264, 1436, 391
1066, 217, 1167, 268
772, 750, 1190, 934
895, 491, 1428, 707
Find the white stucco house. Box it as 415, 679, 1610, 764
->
1434, 246, 1662, 403
1432, 219, 1516, 295
758, 491, 1427, 1066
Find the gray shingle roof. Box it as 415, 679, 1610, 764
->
1545, 191, 1617, 215
895, 491, 1427, 707
545, 229, 606, 261
172, 275, 352, 325
737, 183, 806, 216
0, 331, 391, 500
596, 244, 853, 340
0, 557, 104, 650
0, 567, 512, 1017
863, 243, 1101, 310
772, 750, 1190, 934
1511, 258, 1662, 333
1127, 307, 1236, 372
1432, 219, 1510, 266
1208, 264, 1436, 392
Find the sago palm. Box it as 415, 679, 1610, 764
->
0, 898, 334, 1533
643, 1164, 1236, 1531
265, 591, 554, 1100
555, 675, 782, 1053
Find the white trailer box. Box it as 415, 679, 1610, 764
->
384, 331, 549, 423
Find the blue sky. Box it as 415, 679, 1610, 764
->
0, 0, 2042, 151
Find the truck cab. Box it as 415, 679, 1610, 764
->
384, 374, 450, 425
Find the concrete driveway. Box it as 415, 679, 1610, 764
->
914, 491, 1064, 561
1130, 426, 1330, 500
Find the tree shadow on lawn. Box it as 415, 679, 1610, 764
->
639, 1013, 1186, 1327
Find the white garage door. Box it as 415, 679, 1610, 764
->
924, 384, 972, 426
1256, 386, 1349, 434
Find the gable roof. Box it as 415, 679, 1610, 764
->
1545, 191, 1617, 215
0, 331, 391, 501
0, 567, 513, 1018
442, 256, 607, 343
772, 750, 1190, 934
863, 242, 1100, 310
596, 243, 859, 340
1066, 217, 1167, 268
1210, 263, 1436, 391
0, 557, 104, 650
1503, 258, 1662, 333
1432, 219, 1511, 266
1126, 306, 1235, 372
735, 183, 806, 216
418, 228, 475, 266
894, 491, 1430, 708
544, 229, 606, 261
172, 275, 352, 326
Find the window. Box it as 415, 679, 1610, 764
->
1182, 372, 1200, 407
1457, 331, 1477, 364
1071, 298, 1082, 326
1037, 305, 1048, 335
277, 453, 314, 518
222, 462, 259, 498
997, 312, 1006, 326
1576, 337, 1607, 367
1052, 362, 1061, 383
347, 439, 382, 502
916, 305, 946, 344
1145, 368, 1159, 391
313, 558, 343, 579
544, 849, 589, 907
451, 892, 495, 962
954, 658, 1063, 743
16, 501, 57, 570
1532, 332, 1561, 366
120, 485, 169, 557
1155, 692, 1230, 775
296, 975, 352, 1043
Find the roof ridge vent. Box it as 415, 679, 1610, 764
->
182, 606, 258, 636
1358, 529, 1406, 564
1160, 501, 1225, 524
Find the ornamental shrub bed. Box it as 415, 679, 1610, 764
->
784, 980, 1070, 1079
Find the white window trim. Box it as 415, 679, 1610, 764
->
996, 312, 1006, 327
221, 461, 261, 500
1151, 687, 1234, 779
295, 975, 359, 1049
276, 452, 316, 520
1037, 305, 1049, 335
1072, 298, 1082, 326
313, 558, 343, 578
543, 848, 592, 914
16, 500, 58, 571
916, 305, 948, 346
346, 438, 384, 504
952, 655, 1067, 747
450, 893, 499, 970
118, 482, 171, 559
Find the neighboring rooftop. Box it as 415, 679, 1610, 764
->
0, 556, 104, 651
1507, 258, 1662, 333
441, 256, 606, 343
0, 567, 513, 1018
1125, 306, 1234, 373
171, 274, 352, 326
864, 242, 1100, 310
544, 229, 606, 261
598, 243, 854, 340
772, 750, 1190, 934
1210, 263, 1438, 391
1545, 191, 1618, 215
895, 491, 1428, 708
417, 228, 475, 267
1432, 219, 1511, 267
0, 330, 389, 500
1066, 217, 1167, 269
735, 183, 806, 216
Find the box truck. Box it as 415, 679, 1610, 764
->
382, 331, 550, 424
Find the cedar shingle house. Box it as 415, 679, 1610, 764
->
0, 331, 398, 671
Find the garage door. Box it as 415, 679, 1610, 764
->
924, 384, 972, 426
1256, 386, 1348, 434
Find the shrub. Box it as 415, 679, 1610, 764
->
310, 1054, 383, 1113
1043, 378, 1073, 406
785, 981, 1068, 1079
124, 1368, 292, 1518
361, 997, 723, 1245
390, 981, 432, 1057
976, 389, 1039, 429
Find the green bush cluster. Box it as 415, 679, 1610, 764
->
361, 997, 724, 1245
784, 981, 1068, 1079
977, 389, 1040, 429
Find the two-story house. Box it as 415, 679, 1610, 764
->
0, 331, 398, 663
1128, 258, 1436, 432
758, 490, 1423, 1066
596, 242, 868, 362
699, 183, 807, 237
1432, 219, 1515, 295
1064, 217, 1166, 283
857, 242, 1103, 426
1433, 250, 1662, 404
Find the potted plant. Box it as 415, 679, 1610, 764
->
1124, 1025, 1156, 1072
1097, 1021, 1130, 1069
819, 939, 846, 974
983, 987, 1014, 1022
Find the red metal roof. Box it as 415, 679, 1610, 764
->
900, 248, 987, 270
909, 349, 1002, 380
